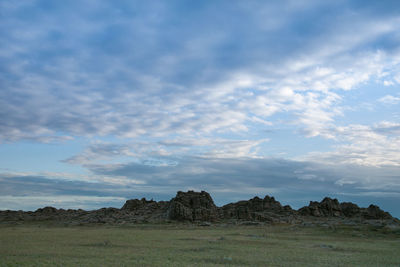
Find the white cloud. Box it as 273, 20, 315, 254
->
383, 80, 394, 86
63, 142, 136, 165
64, 138, 270, 168
379, 94, 400, 105
1, 1, 400, 144
303, 122, 400, 167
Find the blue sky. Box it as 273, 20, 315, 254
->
1, 0, 400, 217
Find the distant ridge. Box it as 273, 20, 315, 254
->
1, 190, 399, 228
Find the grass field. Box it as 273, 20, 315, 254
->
0, 223, 399, 266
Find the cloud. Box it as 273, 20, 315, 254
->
302, 121, 400, 167
63, 138, 270, 167
379, 94, 400, 105
86, 156, 400, 199
2, 156, 400, 216
62, 142, 136, 165
0, 1, 400, 143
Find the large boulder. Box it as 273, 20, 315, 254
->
167, 191, 219, 221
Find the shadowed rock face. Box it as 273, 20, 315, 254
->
364, 205, 393, 220
299, 197, 393, 220
122, 198, 162, 212
340, 202, 361, 217
167, 191, 219, 222
0, 190, 398, 226
299, 197, 342, 217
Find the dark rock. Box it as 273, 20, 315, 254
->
363, 204, 392, 220
35, 206, 58, 214
299, 198, 341, 217
299, 198, 395, 223
122, 198, 159, 211
340, 202, 361, 217
221, 195, 294, 222
122, 199, 145, 211
167, 191, 219, 221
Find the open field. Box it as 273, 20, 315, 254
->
0, 223, 399, 266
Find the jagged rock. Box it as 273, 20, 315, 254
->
299, 198, 395, 223
299, 197, 342, 217
363, 205, 392, 220
167, 190, 219, 221
122, 198, 161, 211
221, 195, 294, 221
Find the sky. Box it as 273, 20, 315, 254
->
1, 0, 400, 217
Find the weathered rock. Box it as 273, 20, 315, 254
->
299, 197, 395, 223
299, 197, 342, 217
363, 204, 392, 220
122, 198, 159, 211
35, 206, 59, 214
340, 202, 361, 217
221, 195, 295, 222
167, 191, 219, 221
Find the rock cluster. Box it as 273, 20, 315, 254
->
221, 196, 294, 223
0, 191, 398, 227
298, 197, 393, 220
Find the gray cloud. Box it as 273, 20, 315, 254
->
2, 156, 400, 217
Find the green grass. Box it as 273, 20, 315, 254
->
0, 223, 399, 266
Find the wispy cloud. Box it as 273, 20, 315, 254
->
1, 1, 400, 143
379, 94, 400, 105
303, 121, 400, 167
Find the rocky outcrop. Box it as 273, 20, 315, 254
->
221, 195, 295, 223
167, 191, 219, 221
0, 191, 398, 227
363, 204, 393, 220
299, 197, 342, 217
299, 198, 394, 220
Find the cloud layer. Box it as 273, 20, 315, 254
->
1, 0, 400, 142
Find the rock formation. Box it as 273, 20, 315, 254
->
221, 196, 295, 223
167, 191, 219, 221
299, 197, 342, 217
0, 191, 398, 227
299, 197, 393, 220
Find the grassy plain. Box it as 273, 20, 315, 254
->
0, 223, 399, 266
